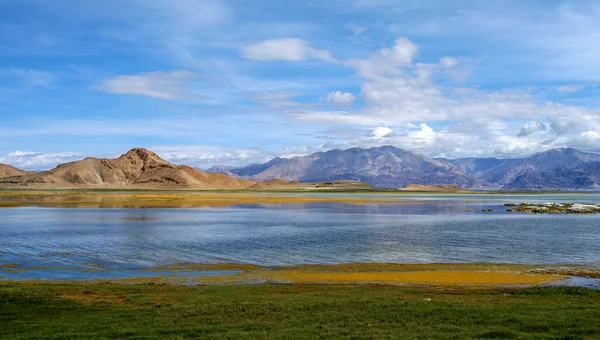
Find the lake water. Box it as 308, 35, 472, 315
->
1, 194, 599, 281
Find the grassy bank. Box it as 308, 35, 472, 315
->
1, 283, 599, 339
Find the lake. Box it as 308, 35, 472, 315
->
1, 193, 599, 281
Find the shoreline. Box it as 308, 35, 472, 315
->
0, 190, 599, 209
3, 263, 600, 289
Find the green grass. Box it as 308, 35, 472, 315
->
1, 284, 599, 339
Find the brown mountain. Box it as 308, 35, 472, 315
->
0, 148, 256, 190
0, 164, 29, 178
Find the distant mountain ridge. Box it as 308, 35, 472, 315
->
449, 148, 600, 190
215, 146, 477, 189
209, 146, 600, 191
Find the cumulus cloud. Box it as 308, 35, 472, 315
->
0, 151, 81, 171
325, 91, 356, 105
152, 145, 321, 169
347, 38, 419, 79
518, 121, 548, 137
290, 37, 600, 158
310, 113, 600, 159
372, 127, 393, 138
94, 71, 198, 100
242, 38, 335, 62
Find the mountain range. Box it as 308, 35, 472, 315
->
0, 148, 377, 191
2, 146, 600, 191
208, 146, 600, 191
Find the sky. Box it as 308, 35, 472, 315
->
1, 0, 600, 170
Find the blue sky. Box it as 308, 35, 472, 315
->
1, 0, 599, 170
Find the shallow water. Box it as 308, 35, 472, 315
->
1, 194, 599, 282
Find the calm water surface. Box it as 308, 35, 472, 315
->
1, 194, 599, 280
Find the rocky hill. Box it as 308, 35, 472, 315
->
0, 148, 256, 190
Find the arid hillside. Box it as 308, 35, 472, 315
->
0, 148, 256, 190
0, 164, 29, 178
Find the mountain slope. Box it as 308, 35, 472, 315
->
446, 158, 504, 178
225, 146, 478, 189
501, 161, 600, 190
0, 164, 29, 178
449, 148, 600, 190
0, 148, 256, 190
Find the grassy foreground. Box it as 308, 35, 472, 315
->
1, 284, 599, 339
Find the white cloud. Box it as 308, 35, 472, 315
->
372, 127, 393, 138
408, 123, 436, 144
242, 38, 335, 62
316, 114, 600, 159
152, 145, 320, 169
292, 37, 600, 131
439, 57, 459, 68
518, 121, 548, 137
325, 91, 356, 105
94, 71, 197, 100
557, 84, 585, 93
347, 38, 418, 79
365, 1, 600, 82
252, 91, 303, 107
0, 151, 81, 171
578, 131, 600, 145
289, 48, 599, 157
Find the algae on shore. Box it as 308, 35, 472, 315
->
4, 263, 592, 288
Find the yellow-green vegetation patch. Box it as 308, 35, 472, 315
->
0, 191, 426, 208
3, 265, 106, 274
3, 263, 598, 288
0, 264, 21, 269
193, 263, 577, 288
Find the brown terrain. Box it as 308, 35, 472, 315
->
0, 148, 256, 190
0, 164, 29, 179
400, 184, 466, 192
